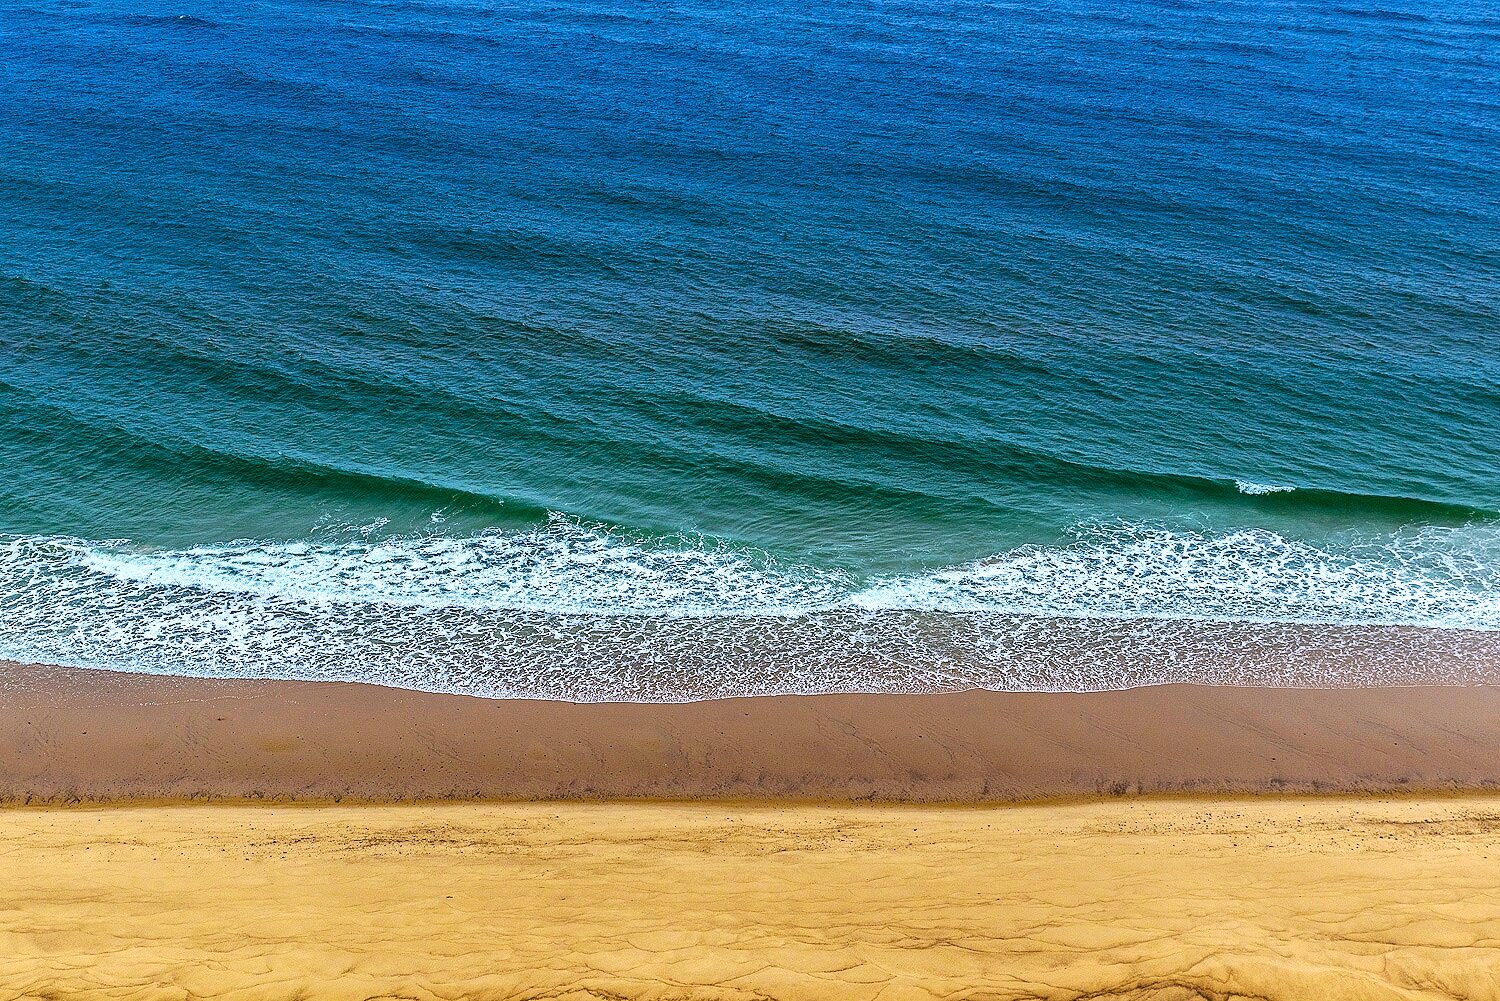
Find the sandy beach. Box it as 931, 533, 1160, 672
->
5, 795, 1500, 1000
7, 661, 1500, 999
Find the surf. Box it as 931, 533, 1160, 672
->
4, 517, 1500, 700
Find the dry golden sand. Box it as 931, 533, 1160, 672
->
4, 796, 1500, 1000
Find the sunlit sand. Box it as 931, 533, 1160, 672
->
5, 796, 1498, 1000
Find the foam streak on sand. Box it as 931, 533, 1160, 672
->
4, 797, 1500, 1000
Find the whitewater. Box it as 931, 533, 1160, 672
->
4, 518, 1499, 700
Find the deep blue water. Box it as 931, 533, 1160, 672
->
2, 0, 1499, 697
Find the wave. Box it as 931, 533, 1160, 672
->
10, 517, 1497, 626
0, 383, 546, 526
119, 13, 219, 28
3, 519, 1500, 699
852, 523, 1500, 629
1235, 480, 1295, 495
53, 516, 850, 617
9, 368, 1487, 543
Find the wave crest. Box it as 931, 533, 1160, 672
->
1235, 480, 1296, 495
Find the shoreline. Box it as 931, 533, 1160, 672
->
6, 660, 1500, 804
9, 661, 1500, 997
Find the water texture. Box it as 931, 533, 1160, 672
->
2, 0, 1498, 697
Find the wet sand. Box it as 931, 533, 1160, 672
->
4, 660, 1500, 802
7, 662, 1500, 999
5, 796, 1500, 1000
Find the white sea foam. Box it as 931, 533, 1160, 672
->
1235, 480, 1296, 495
2, 519, 1499, 699
62, 515, 852, 616
18, 519, 1498, 627
852, 525, 1500, 629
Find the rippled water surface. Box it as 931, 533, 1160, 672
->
2, 0, 1498, 696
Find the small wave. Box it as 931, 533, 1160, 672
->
1235, 480, 1296, 495
1331, 6, 1434, 24
121, 13, 218, 28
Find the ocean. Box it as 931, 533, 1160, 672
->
2, 0, 1498, 698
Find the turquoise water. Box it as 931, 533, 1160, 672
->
2, 0, 1499, 697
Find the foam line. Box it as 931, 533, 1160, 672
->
3, 518, 1499, 699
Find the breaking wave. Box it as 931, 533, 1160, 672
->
3, 517, 1499, 700
1235, 480, 1297, 495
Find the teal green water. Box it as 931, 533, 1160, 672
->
2, 0, 1498, 697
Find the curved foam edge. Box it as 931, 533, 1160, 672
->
3, 518, 1500, 699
